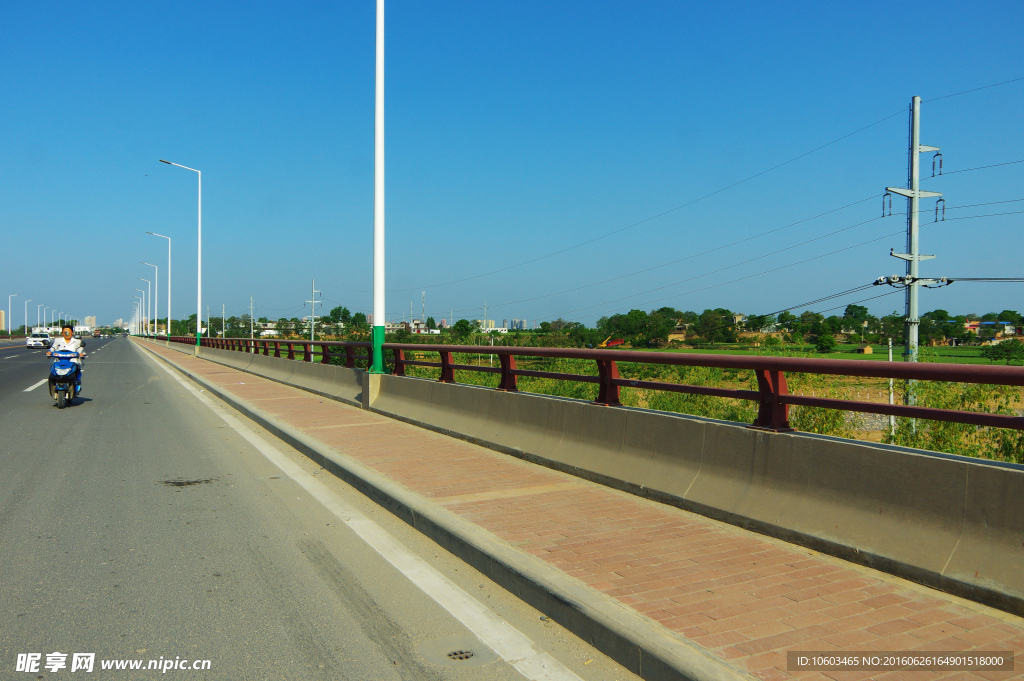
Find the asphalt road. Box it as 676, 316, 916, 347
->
0, 338, 636, 680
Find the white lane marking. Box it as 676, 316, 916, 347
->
144, 349, 583, 681
24, 379, 48, 392
5, 355, 18, 359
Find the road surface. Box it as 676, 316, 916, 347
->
0, 338, 636, 680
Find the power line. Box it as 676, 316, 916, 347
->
415, 198, 1021, 321
557, 229, 907, 320
374, 110, 908, 295
934, 158, 1024, 177
444, 195, 884, 315
926, 75, 1024, 102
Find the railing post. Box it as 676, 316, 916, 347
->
394, 349, 406, 376
320, 342, 331, 364
302, 343, 312, 363
593, 359, 621, 406
497, 353, 518, 391
438, 351, 455, 383
286, 342, 295, 360
272, 341, 280, 358
345, 345, 355, 368
752, 369, 792, 431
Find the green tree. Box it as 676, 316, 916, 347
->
843, 304, 869, 321
451, 319, 474, 339
997, 310, 1021, 324
815, 333, 837, 353
426, 316, 436, 330
351, 312, 367, 327
1003, 339, 1024, 364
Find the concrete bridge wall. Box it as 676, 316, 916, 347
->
175, 342, 1024, 615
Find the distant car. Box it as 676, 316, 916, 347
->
26, 333, 52, 349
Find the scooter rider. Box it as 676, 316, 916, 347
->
46, 324, 86, 395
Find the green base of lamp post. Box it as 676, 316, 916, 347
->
369, 325, 386, 373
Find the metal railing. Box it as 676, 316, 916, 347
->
154, 336, 1024, 432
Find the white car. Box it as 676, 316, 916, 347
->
26, 333, 52, 349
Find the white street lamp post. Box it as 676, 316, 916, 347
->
370, 0, 386, 372
7, 294, 16, 336
147, 232, 171, 344
135, 289, 146, 335
133, 297, 143, 335
23, 299, 32, 336
141, 262, 158, 337
159, 160, 200, 352
37, 304, 44, 330
139, 277, 152, 335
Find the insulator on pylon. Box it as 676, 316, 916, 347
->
935, 198, 945, 222
932, 152, 943, 177
883, 192, 892, 217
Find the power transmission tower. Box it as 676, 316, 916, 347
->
884, 96, 942, 367
306, 280, 321, 341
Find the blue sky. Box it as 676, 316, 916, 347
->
2, 0, 1022, 328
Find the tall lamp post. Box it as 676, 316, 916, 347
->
7, 294, 16, 336
370, 0, 386, 373
147, 232, 171, 344
135, 289, 146, 335
133, 297, 143, 335
159, 160, 200, 352
141, 263, 158, 337
139, 277, 152, 336
23, 299, 32, 336
37, 304, 44, 330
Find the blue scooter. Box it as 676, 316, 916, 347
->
48, 351, 81, 409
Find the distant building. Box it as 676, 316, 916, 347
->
85, 316, 96, 328
0, 310, 4, 331
476, 319, 496, 330
508, 319, 528, 330
114, 318, 124, 329
855, 344, 873, 354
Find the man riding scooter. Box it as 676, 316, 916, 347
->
46, 324, 86, 397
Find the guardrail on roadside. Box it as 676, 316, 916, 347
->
154, 335, 1024, 432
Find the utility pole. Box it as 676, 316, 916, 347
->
883, 95, 942, 407
483, 301, 488, 329
421, 291, 425, 325
222, 303, 225, 338
249, 296, 254, 346
306, 279, 321, 341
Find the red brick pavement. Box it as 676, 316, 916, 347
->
142, 342, 1024, 680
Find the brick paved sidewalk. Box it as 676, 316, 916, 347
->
142, 342, 1024, 681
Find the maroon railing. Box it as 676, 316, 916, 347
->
154, 336, 1024, 432
165, 336, 374, 368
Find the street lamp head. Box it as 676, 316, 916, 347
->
159, 160, 171, 164
141, 262, 156, 267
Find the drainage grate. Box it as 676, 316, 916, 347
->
446, 650, 475, 661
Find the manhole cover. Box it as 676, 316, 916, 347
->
447, 650, 475, 661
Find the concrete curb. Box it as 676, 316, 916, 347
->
135, 339, 754, 681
